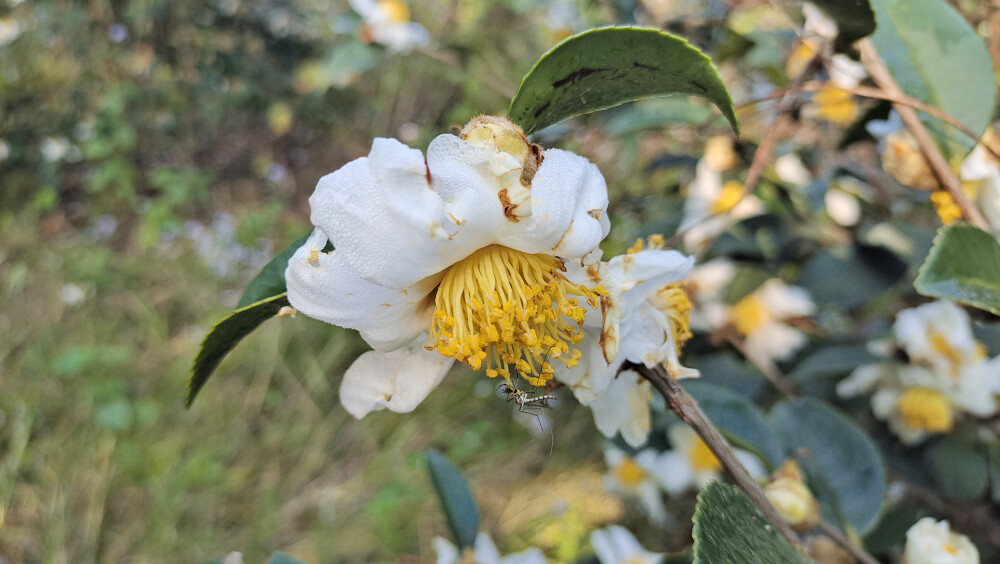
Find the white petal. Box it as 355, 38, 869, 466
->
734, 450, 766, 478
744, 322, 808, 365
588, 372, 651, 447
555, 328, 615, 405
432, 536, 460, 564
637, 481, 668, 526
500, 548, 548, 564
658, 450, 695, 495
473, 533, 503, 564
836, 364, 890, 398
756, 280, 816, 319
339, 346, 454, 418
285, 230, 440, 350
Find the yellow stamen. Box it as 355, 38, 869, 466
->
710, 180, 745, 214
896, 387, 953, 432
812, 87, 860, 127
730, 294, 769, 336
615, 456, 646, 486
931, 190, 963, 225
943, 542, 959, 554
688, 436, 722, 472
649, 283, 693, 354
428, 245, 599, 387
929, 332, 963, 374
378, 0, 410, 22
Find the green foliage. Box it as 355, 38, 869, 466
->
798, 244, 907, 308
681, 380, 783, 468
870, 0, 997, 155
788, 345, 880, 384
770, 399, 885, 535
925, 438, 990, 502
915, 224, 1000, 315
238, 232, 312, 308
426, 449, 479, 550
187, 294, 291, 406
508, 27, 738, 134
692, 481, 811, 564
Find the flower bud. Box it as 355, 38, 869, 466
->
460, 116, 543, 221
765, 459, 820, 530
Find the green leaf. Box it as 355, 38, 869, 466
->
268, 551, 308, 564
238, 231, 311, 308
692, 481, 811, 564
187, 294, 290, 407
989, 441, 1000, 504
798, 244, 906, 308
508, 27, 738, 134
915, 224, 1000, 315
721, 264, 771, 305
787, 344, 880, 383
925, 439, 989, 502
810, 0, 876, 51
870, 0, 997, 155
681, 380, 783, 469
426, 449, 479, 550
770, 398, 885, 534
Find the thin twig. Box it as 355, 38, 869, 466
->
817, 518, 881, 564
858, 38, 990, 230
627, 361, 805, 553
722, 332, 799, 397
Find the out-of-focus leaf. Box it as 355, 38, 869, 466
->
600, 98, 714, 136
799, 244, 906, 308
692, 481, 810, 564
187, 294, 290, 407
238, 231, 311, 308
870, 0, 997, 155
915, 224, 1000, 315
771, 398, 885, 534
688, 352, 767, 400
508, 27, 738, 134
268, 552, 308, 564
862, 502, 920, 555
788, 344, 880, 383
721, 264, 771, 305
925, 439, 989, 502
707, 214, 789, 261
426, 449, 479, 550
682, 380, 783, 469
810, 0, 876, 51
989, 441, 1000, 504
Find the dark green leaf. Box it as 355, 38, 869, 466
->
508, 27, 738, 134
688, 352, 767, 400
862, 502, 920, 555
721, 265, 771, 305
692, 481, 811, 564
990, 441, 1000, 504
187, 294, 290, 407
810, 0, 876, 51
426, 449, 479, 550
682, 380, 783, 469
268, 551, 308, 564
798, 244, 906, 308
925, 439, 989, 502
770, 398, 885, 534
870, 0, 997, 155
915, 224, 1000, 315
788, 344, 880, 383
238, 231, 311, 308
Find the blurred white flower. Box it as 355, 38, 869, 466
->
39, 136, 70, 162
825, 188, 862, 226
775, 153, 811, 187
904, 518, 979, 564
959, 130, 1000, 235
284, 116, 610, 418
433, 532, 546, 564
59, 283, 87, 307
659, 425, 765, 495
590, 525, 664, 564
602, 446, 673, 525
894, 300, 984, 376
0, 139, 10, 161
350, 0, 429, 53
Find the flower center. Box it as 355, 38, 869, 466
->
943, 542, 959, 554
688, 436, 722, 472
428, 245, 600, 387
929, 332, 964, 374
730, 294, 769, 336
378, 0, 410, 22
615, 456, 646, 486
896, 387, 953, 432
813, 87, 859, 126
931, 190, 962, 225
710, 180, 745, 214
648, 283, 693, 354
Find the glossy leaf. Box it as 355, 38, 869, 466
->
788, 344, 880, 383
771, 398, 885, 534
870, 0, 997, 155
426, 449, 479, 550
682, 380, 783, 469
187, 294, 290, 406
508, 27, 738, 134
810, 0, 876, 51
692, 481, 810, 564
915, 224, 1000, 315
238, 231, 311, 308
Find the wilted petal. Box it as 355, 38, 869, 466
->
339, 346, 454, 418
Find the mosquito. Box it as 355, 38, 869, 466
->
497, 381, 556, 454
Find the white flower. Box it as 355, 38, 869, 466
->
894, 300, 984, 376
602, 446, 673, 526
285, 116, 610, 418
590, 525, 664, 564
433, 532, 547, 564
904, 518, 979, 564
660, 425, 765, 494
350, 0, 429, 53
959, 135, 1000, 235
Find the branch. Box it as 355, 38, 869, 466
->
722, 331, 799, 397
817, 519, 881, 564
858, 38, 990, 230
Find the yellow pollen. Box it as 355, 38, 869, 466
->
649, 283, 693, 354
710, 180, 745, 214
688, 436, 722, 472
378, 0, 410, 21
812, 87, 860, 126
730, 294, 769, 336
615, 457, 646, 486
943, 542, 959, 554
929, 332, 963, 374
427, 245, 599, 387
627, 234, 668, 255
896, 387, 953, 433
931, 190, 963, 225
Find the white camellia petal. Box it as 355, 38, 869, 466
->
743, 321, 808, 366
658, 450, 695, 495
756, 279, 816, 319
591, 525, 664, 564
432, 536, 461, 564
588, 371, 652, 447
904, 518, 980, 564
557, 327, 615, 405
339, 346, 454, 418
286, 229, 441, 351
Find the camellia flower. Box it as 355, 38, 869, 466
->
602, 446, 674, 526
349, 0, 429, 53
433, 532, 546, 564
659, 425, 765, 495
957, 127, 1000, 236
286, 116, 610, 418
590, 525, 664, 564
837, 300, 1000, 445
903, 518, 979, 564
